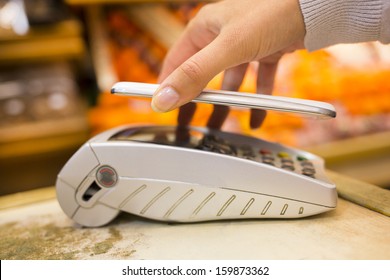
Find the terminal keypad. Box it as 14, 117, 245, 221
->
197, 134, 317, 178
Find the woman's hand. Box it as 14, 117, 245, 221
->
153, 0, 306, 128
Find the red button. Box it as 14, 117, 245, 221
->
259, 149, 272, 155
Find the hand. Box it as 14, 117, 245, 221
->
152, 0, 305, 128
206, 42, 304, 129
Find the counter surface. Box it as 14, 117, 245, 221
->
1, 172, 389, 260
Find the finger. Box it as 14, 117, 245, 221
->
207, 63, 248, 129
152, 33, 241, 113
221, 63, 249, 90
207, 105, 230, 130
177, 102, 197, 128
175, 125, 190, 144
162, 2, 246, 128
161, 7, 220, 127
158, 16, 218, 82
250, 60, 280, 128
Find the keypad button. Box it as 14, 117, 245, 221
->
277, 151, 290, 158
302, 167, 316, 175
262, 155, 275, 161
243, 156, 255, 160
259, 149, 272, 155
297, 155, 308, 161
243, 151, 255, 156
282, 160, 294, 166
301, 161, 314, 168
199, 135, 237, 156
242, 153, 256, 158
282, 165, 295, 171
262, 157, 274, 162
241, 145, 253, 151
281, 158, 294, 164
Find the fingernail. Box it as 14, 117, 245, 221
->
151, 86, 180, 112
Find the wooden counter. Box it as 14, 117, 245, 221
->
1, 171, 389, 260
307, 131, 390, 188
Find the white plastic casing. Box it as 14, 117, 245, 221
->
56, 125, 337, 227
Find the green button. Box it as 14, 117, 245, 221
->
297, 155, 307, 161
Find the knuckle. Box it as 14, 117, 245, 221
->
197, 3, 215, 18
178, 59, 205, 85
188, 3, 214, 30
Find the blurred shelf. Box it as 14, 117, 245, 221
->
0, 116, 90, 196
85, 6, 117, 92
0, 19, 82, 41
0, 116, 90, 158
66, 0, 209, 5
127, 4, 185, 49
0, 19, 85, 65
86, 4, 184, 92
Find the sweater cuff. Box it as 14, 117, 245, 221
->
299, 0, 383, 51
381, 1, 390, 44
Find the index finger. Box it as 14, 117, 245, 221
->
158, 17, 218, 82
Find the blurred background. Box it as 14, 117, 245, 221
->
1, 0, 390, 196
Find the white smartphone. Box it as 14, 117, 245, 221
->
111, 82, 336, 119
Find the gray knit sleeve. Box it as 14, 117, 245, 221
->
299, 0, 390, 51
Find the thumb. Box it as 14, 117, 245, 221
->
151, 36, 238, 113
